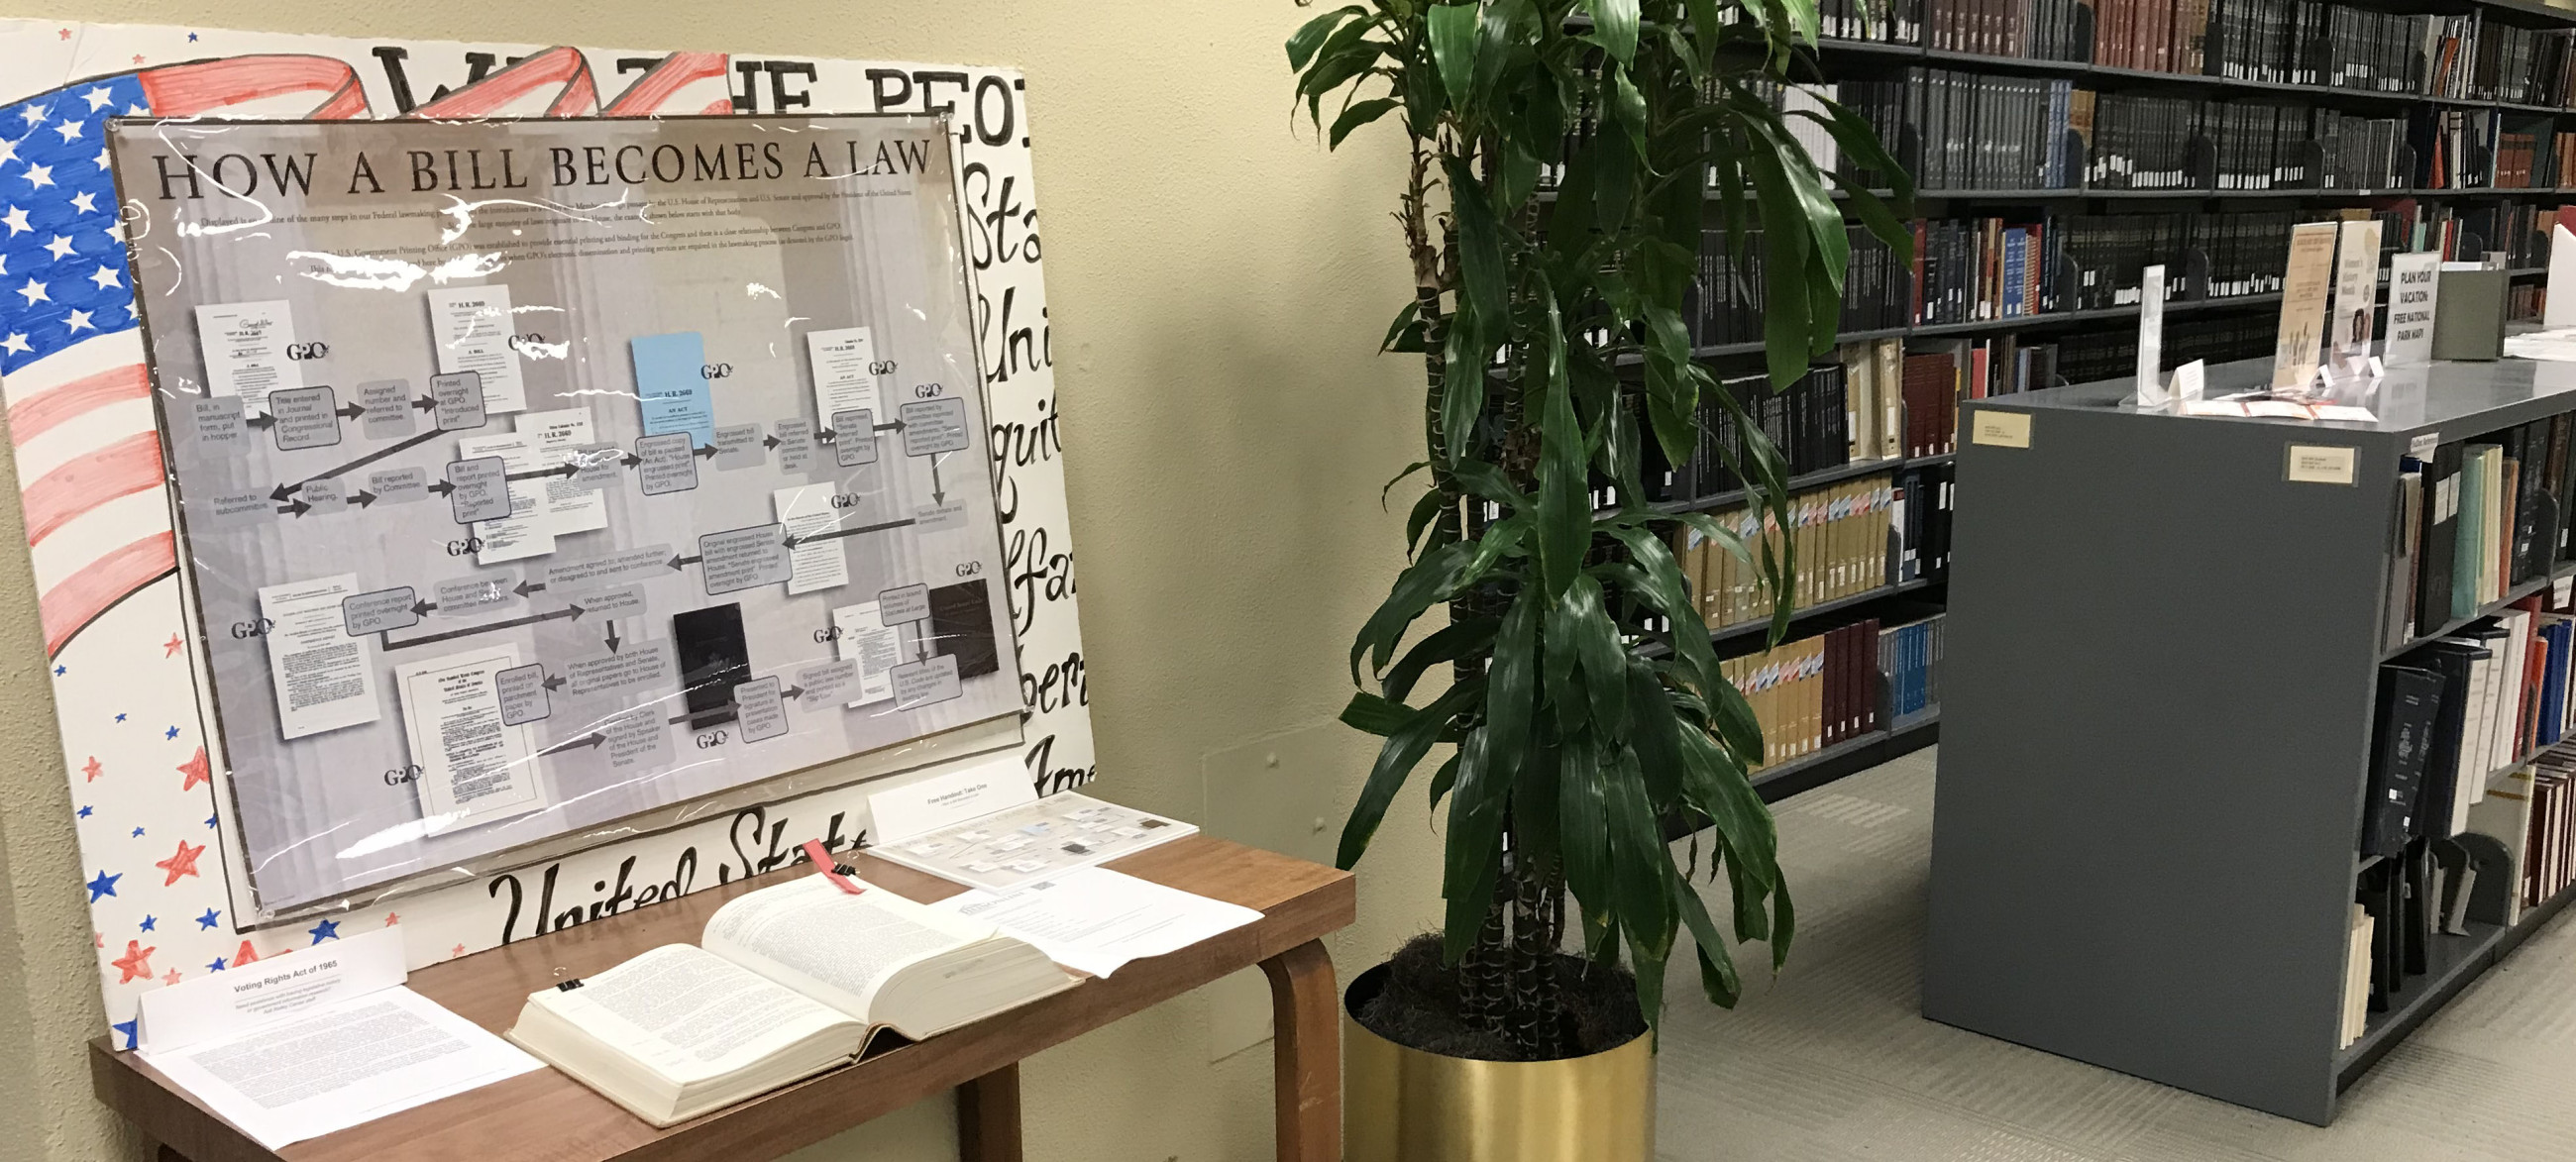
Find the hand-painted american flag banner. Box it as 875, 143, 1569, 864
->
0, 21, 1089, 1041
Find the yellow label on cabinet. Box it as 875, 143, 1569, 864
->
2286, 444, 2358, 485
1970, 410, 2031, 449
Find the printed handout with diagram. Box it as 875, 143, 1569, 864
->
120, 115, 1024, 917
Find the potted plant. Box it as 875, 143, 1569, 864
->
1288, 1, 1908, 1156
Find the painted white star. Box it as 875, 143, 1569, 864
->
0, 334, 28, 356
99, 221, 122, 243
0, 140, 18, 166
81, 87, 112, 112
24, 163, 54, 190
88, 264, 117, 289
16, 278, 46, 306
124, 104, 145, 117
91, 148, 108, 171
126, 301, 139, 319
16, 104, 45, 127
68, 190, 94, 214
2, 206, 30, 235
43, 234, 73, 261
62, 307, 90, 334
52, 119, 79, 144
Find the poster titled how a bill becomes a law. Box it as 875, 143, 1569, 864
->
117, 115, 1020, 915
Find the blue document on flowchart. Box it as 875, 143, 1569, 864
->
631, 331, 715, 447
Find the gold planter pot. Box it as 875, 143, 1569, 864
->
1343, 963, 1655, 1162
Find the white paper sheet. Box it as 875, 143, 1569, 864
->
259, 574, 381, 740
805, 326, 881, 425
454, 431, 558, 565
394, 646, 542, 828
142, 984, 539, 1150
195, 300, 306, 415
932, 867, 1261, 978
2385, 252, 2441, 368
519, 407, 606, 534
425, 285, 529, 414
832, 600, 902, 706
775, 484, 851, 595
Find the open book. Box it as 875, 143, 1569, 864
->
506, 874, 1076, 1126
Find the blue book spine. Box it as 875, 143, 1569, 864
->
2003, 229, 2027, 318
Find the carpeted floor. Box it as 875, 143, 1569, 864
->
1662, 745, 2576, 1161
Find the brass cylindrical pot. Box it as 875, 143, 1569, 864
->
1343, 963, 1655, 1162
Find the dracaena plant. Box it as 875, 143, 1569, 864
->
1291, 0, 1911, 1055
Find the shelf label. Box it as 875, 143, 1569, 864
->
1970, 410, 2031, 449
2285, 444, 2358, 485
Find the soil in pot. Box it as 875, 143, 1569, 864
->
1352, 932, 1648, 1063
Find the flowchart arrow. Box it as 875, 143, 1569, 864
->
411, 394, 438, 412
410, 598, 437, 616
245, 413, 276, 431
274, 429, 446, 498
428, 479, 456, 496
336, 401, 367, 419
381, 602, 586, 651
275, 499, 310, 518
930, 459, 946, 505
538, 731, 606, 756
514, 580, 546, 597
541, 674, 567, 691
604, 623, 623, 653
780, 517, 915, 549
506, 463, 582, 482
813, 418, 906, 443
352, 489, 378, 508
781, 685, 806, 700
668, 553, 700, 571
694, 444, 719, 460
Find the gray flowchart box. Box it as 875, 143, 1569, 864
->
446, 457, 511, 522
299, 477, 348, 516
772, 418, 815, 474
496, 664, 550, 726
601, 703, 674, 774
358, 379, 416, 440
877, 583, 930, 624
795, 658, 859, 705
699, 524, 790, 595
546, 545, 675, 590
431, 370, 486, 431
892, 654, 961, 710
269, 386, 342, 451
191, 397, 247, 450
435, 574, 518, 616
190, 490, 272, 531
733, 678, 789, 742
912, 499, 969, 533
900, 397, 970, 456
340, 586, 420, 635
635, 433, 698, 495
713, 423, 764, 472
569, 643, 676, 697
370, 467, 429, 505
566, 443, 623, 491
574, 583, 648, 619
831, 409, 878, 468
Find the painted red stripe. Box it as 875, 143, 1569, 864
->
6, 363, 149, 444
23, 431, 163, 547
42, 532, 173, 657
602, 53, 725, 117
140, 55, 362, 117
409, 48, 593, 119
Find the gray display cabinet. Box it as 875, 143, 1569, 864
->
1924, 357, 2576, 1124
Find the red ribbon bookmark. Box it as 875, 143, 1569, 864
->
802, 839, 867, 895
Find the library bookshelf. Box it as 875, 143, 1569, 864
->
1926, 356, 2576, 1123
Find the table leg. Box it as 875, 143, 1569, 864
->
957, 1062, 1023, 1162
1260, 939, 1341, 1162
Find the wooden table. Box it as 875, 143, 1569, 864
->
90, 836, 1353, 1162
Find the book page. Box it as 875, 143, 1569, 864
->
703, 876, 990, 1019
542, 944, 850, 1083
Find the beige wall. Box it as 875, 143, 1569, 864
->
0, 2, 1446, 1159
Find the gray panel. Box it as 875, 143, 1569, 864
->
1923, 395, 2403, 1125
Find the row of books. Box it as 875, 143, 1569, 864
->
2388, 422, 2576, 651
1679, 475, 1897, 625
2370, 603, 2570, 862
1691, 227, 1910, 347
2425, 12, 2576, 108
2507, 755, 2576, 912
1649, 362, 1887, 502
1838, 70, 2084, 190
1719, 614, 1947, 768
2047, 312, 2278, 383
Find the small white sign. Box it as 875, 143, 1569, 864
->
2548, 224, 2576, 329
2286, 444, 2359, 485
2385, 252, 2441, 369
868, 753, 1036, 843
2172, 360, 2205, 406
2136, 263, 2165, 398
2328, 220, 2383, 364
137, 927, 406, 1053
1970, 409, 2031, 449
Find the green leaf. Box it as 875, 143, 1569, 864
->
1737, 141, 1815, 389
1771, 873, 1796, 971
1350, 539, 1473, 682
1405, 488, 1446, 558
1331, 97, 1401, 148
1445, 158, 1509, 368
1557, 735, 1611, 937
1605, 747, 1674, 962
1339, 689, 1415, 736
1449, 458, 1526, 511
1339, 680, 1480, 869
1683, 0, 1726, 71
1628, 931, 1668, 1031
1442, 726, 1512, 963
1534, 295, 1586, 597
1300, 26, 1384, 126
1485, 590, 1542, 763
1581, 0, 1641, 63
1439, 321, 1485, 467
1453, 513, 1529, 590
1427, 751, 1462, 808
1625, 661, 1685, 807
1560, 575, 1629, 738
1675, 723, 1778, 893
1672, 861, 1744, 1007
1381, 615, 1499, 704
1475, 0, 1532, 102
1428, 2, 1482, 113
1286, 4, 1367, 70
1722, 842, 1773, 943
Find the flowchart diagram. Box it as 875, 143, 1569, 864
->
118, 114, 1020, 912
